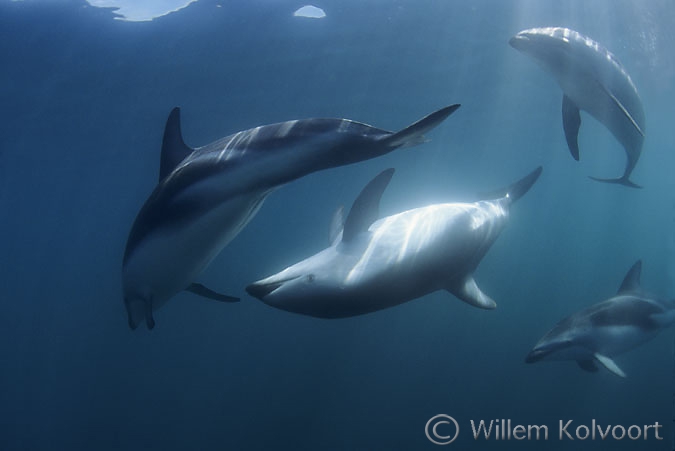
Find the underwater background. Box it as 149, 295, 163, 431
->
1, 0, 674, 449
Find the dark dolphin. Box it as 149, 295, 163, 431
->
510, 27, 645, 188
247, 166, 541, 318
123, 104, 460, 329
525, 261, 675, 377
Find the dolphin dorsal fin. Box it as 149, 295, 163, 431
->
159, 107, 194, 181
617, 260, 642, 294
342, 169, 394, 243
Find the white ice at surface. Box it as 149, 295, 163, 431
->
293, 5, 326, 19
85, 0, 198, 22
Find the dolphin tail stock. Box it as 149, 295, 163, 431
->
159, 107, 195, 181
480, 166, 543, 204
588, 175, 642, 189
379, 104, 461, 149
185, 283, 240, 303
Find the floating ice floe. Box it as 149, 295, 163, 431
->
293, 5, 326, 19
85, 0, 198, 22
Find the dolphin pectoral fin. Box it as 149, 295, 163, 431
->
380, 104, 460, 149
145, 297, 155, 330
159, 107, 194, 181
588, 175, 642, 189
449, 277, 497, 310
594, 353, 626, 378
342, 169, 394, 243
617, 260, 642, 294
577, 359, 599, 373
186, 283, 240, 302
562, 95, 581, 161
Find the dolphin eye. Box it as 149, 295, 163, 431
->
306, 274, 315, 283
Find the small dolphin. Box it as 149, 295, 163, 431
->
123, 104, 460, 329
246, 166, 542, 318
525, 260, 675, 377
510, 27, 645, 188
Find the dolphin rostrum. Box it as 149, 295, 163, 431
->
123, 104, 460, 329
510, 27, 645, 188
525, 260, 675, 377
246, 166, 542, 318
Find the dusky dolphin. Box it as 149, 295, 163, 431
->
525, 260, 675, 377
509, 27, 645, 188
246, 166, 542, 318
123, 104, 460, 329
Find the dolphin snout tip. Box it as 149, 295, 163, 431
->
246, 281, 281, 300
508, 33, 527, 49
524, 349, 542, 364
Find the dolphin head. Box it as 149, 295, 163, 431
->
525, 339, 572, 363
509, 27, 581, 74
525, 315, 591, 363
246, 248, 352, 318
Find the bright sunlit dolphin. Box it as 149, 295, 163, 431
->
123, 104, 460, 330
246, 166, 542, 318
510, 27, 645, 188
525, 260, 675, 377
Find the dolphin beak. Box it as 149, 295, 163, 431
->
508, 34, 528, 50
246, 281, 283, 300
524, 348, 545, 364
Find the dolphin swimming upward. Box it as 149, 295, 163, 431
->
246, 166, 542, 318
510, 27, 645, 188
123, 104, 460, 329
525, 261, 675, 377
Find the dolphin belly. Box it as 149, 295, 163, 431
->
590, 324, 659, 356
123, 191, 267, 328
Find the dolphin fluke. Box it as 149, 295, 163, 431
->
588, 175, 642, 189
380, 104, 460, 148
482, 166, 543, 203
186, 283, 240, 302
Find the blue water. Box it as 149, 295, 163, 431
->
1, 0, 674, 449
